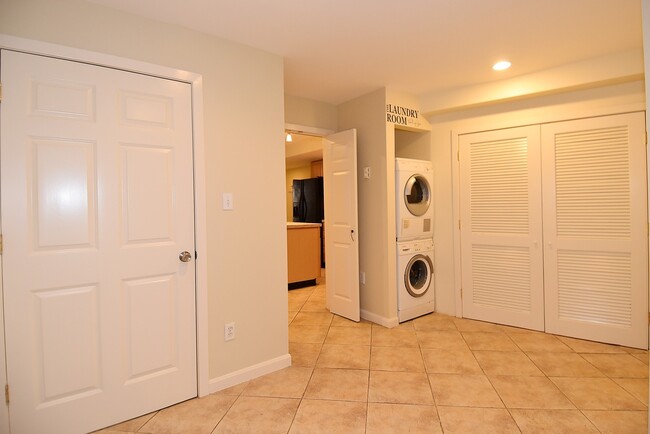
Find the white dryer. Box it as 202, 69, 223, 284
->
395, 158, 434, 241
397, 238, 434, 322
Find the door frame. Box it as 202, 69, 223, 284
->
0, 34, 210, 426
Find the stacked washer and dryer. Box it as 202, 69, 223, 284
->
395, 158, 435, 322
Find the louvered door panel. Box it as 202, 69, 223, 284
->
460, 126, 544, 330
542, 113, 647, 348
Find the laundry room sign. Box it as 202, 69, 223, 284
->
386, 103, 430, 131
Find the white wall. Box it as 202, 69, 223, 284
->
427, 80, 646, 316
285, 95, 338, 132
0, 0, 288, 384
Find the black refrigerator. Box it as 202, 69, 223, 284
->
292, 177, 324, 223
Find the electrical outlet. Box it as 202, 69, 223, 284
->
224, 322, 235, 341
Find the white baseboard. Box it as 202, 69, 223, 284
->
207, 354, 292, 394
361, 309, 399, 328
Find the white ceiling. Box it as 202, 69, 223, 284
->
84, 0, 642, 106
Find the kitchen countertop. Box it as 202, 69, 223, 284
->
287, 222, 322, 229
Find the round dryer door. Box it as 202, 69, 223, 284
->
405, 254, 433, 297
403, 174, 431, 216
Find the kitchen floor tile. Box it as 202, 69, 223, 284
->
509, 333, 573, 352
613, 378, 649, 405
453, 318, 505, 333
428, 373, 503, 408
370, 346, 425, 372
242, 366, 313, 399
315, 344, 370, 369
526, 351, 604, 377
473, 351, 543, 376
416, 330, 469, 350
212, 396, 299, 434
290, 312, 333, 326
583, 410, 648, 434
509, 409, 599, 433
489, 376, 575, 409
437, 406, 520, 433
371, 326, 419, 347
289, 342, 322, 368
580, 353, 649, 378
556, 336, 628, 353
550, 377, 646, 410
461, 332, 519, 351
421, 348, 482, 374
412, 313, 457, 331
368, 371, 434, 405
324, 325, 371, 345
330, 315, 372, 328
289, 399, 366, 434
366, 403, 442, 434
304, 368, 369, 401
288, 324, 329, 344
139, 394, 236, 434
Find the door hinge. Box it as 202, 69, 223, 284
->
0, 234, 4, 255
0, 82, 3, 102
460, 288, 463, 299
458, 220, 461, 230
5, 384, 9, 405
645, 131, 648, 145
457, 151, 460, 162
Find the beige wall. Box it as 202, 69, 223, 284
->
427, 80, 646, 316
285, 94, 338, 132
339, 89, 398, 322
0, 0, 288, 382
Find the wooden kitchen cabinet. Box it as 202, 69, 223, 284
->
287, 222, 321, 286
310, 160, 323, 177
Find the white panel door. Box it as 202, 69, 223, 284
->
323, 129, 360, 321
460, 126, 545, 330
1, 50, 196, 434
542, 113, 648, 348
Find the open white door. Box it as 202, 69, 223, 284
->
323, 129, 360, 321
1, 50, 197, 433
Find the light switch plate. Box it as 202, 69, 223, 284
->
223, 193, 233, 210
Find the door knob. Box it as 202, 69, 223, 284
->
179, 251, 192, 262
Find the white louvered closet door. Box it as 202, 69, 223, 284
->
542, 113, 648, 348
460, 126, 545, 330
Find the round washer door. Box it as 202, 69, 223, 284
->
404, 254, 433, 297
403, 174, 431, 216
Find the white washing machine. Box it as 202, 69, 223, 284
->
397, 238, 435, 322
395, 158, 434, 241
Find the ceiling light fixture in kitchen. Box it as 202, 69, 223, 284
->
493, 60, 512, 71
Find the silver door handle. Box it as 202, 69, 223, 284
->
179, 251, 192, 262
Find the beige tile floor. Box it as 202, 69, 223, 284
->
99, 281, 649, 433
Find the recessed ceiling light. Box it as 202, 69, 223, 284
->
493, 60, 512, 71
